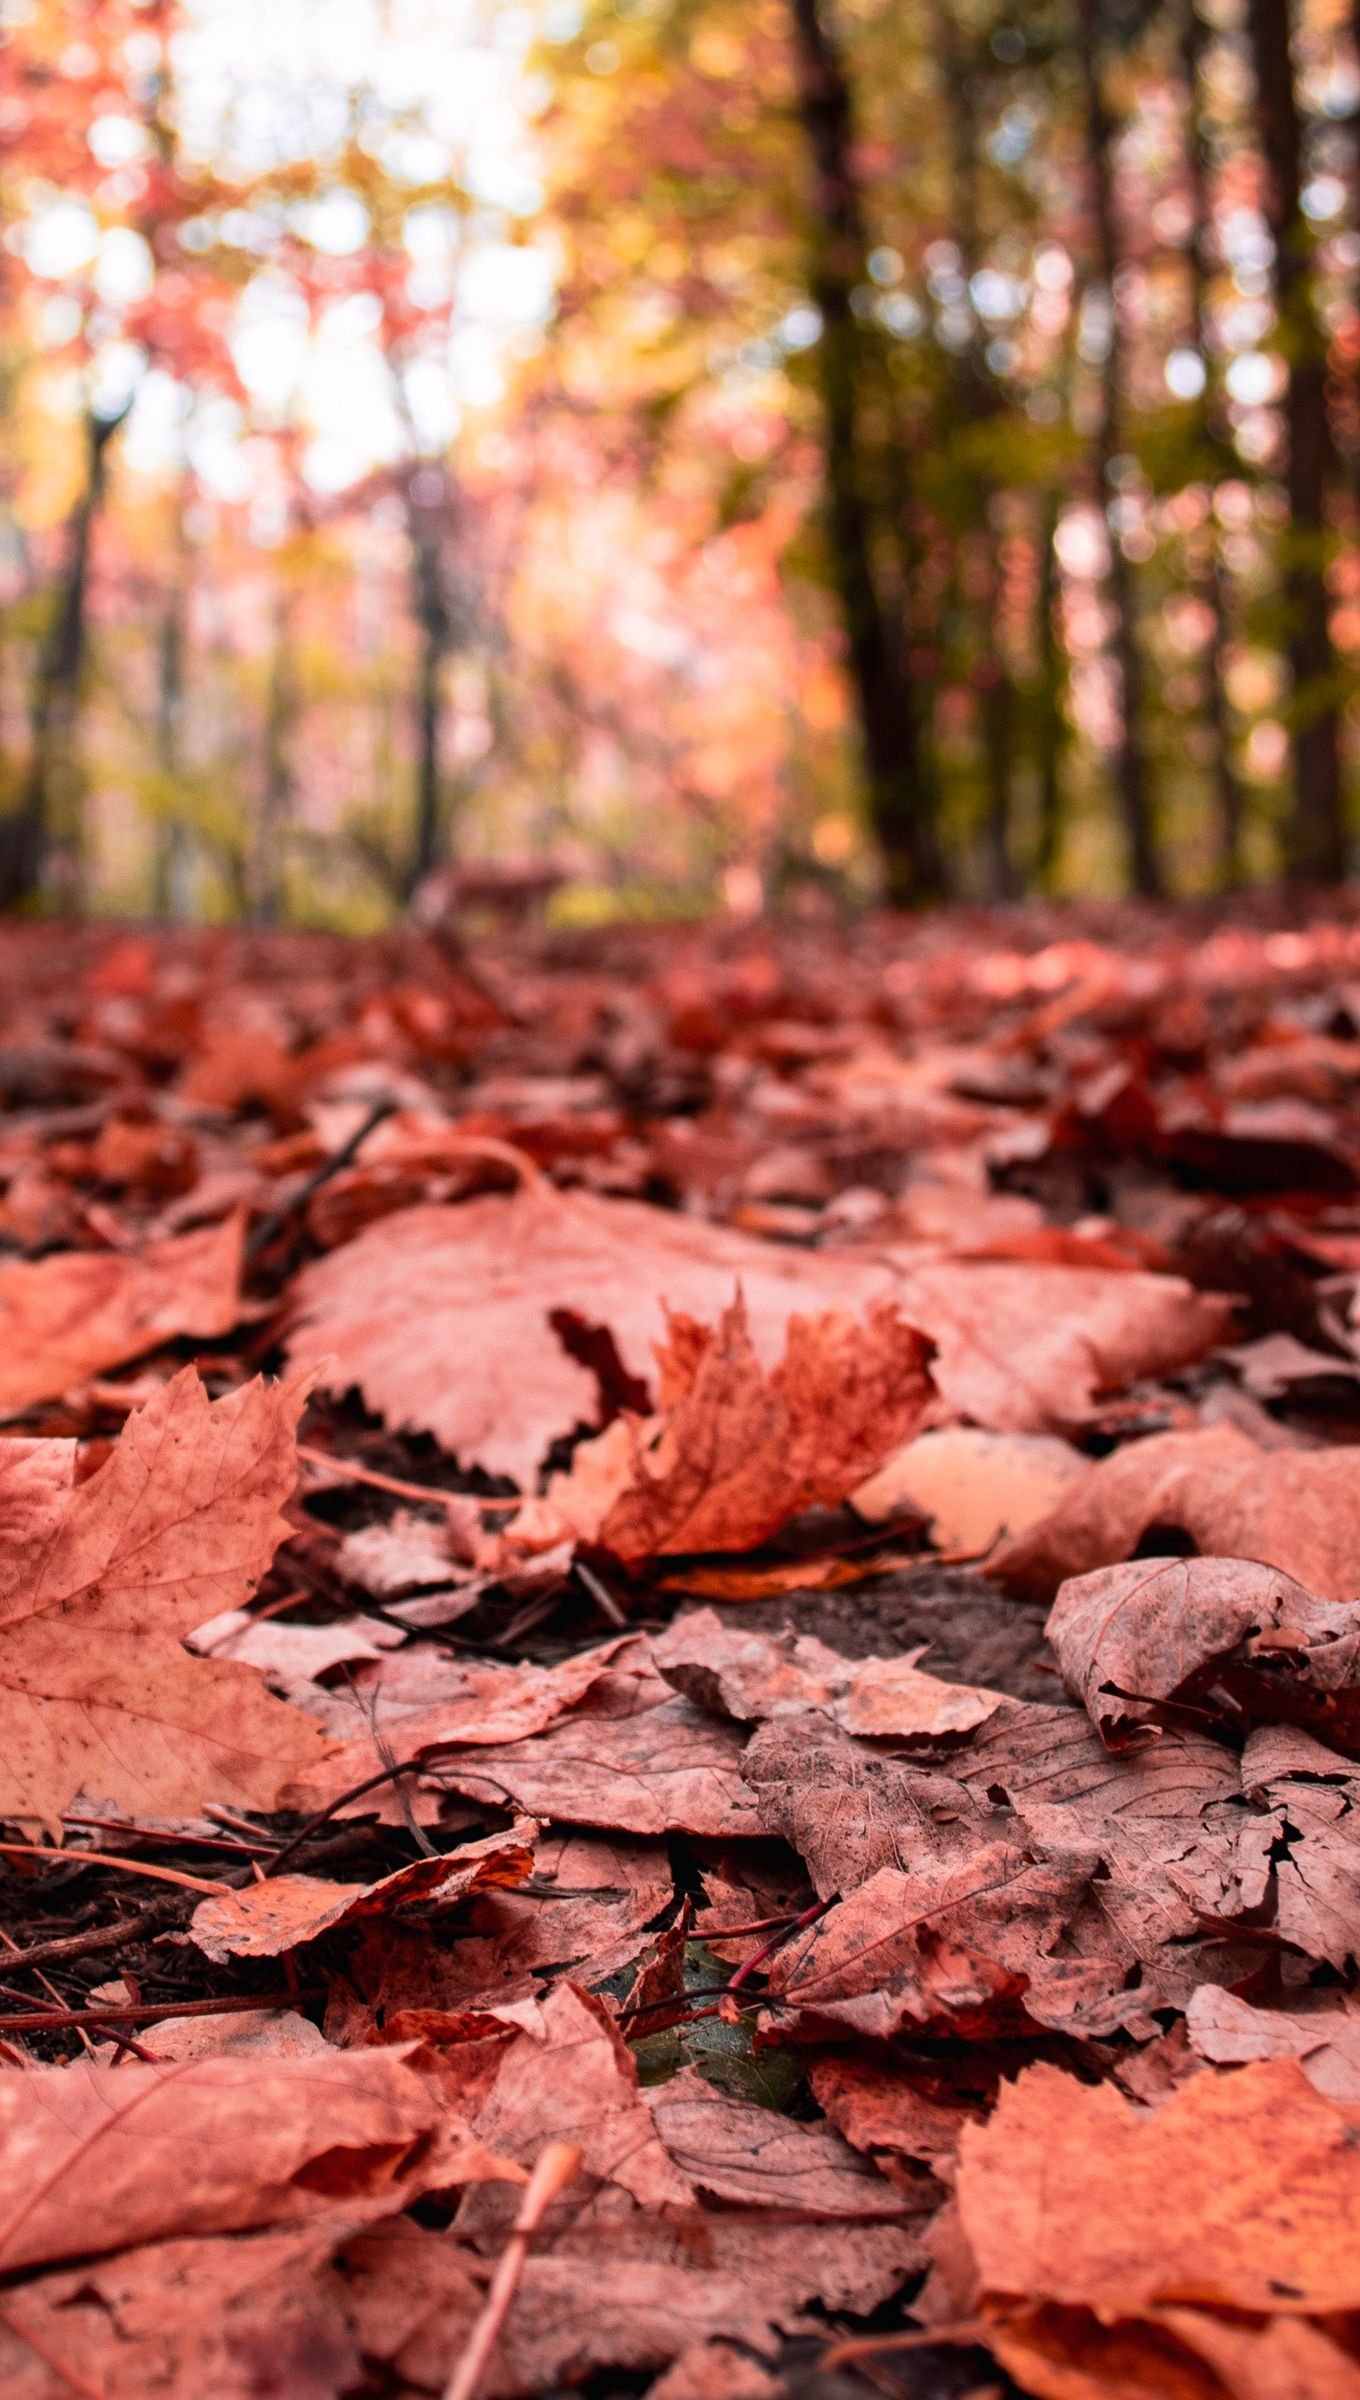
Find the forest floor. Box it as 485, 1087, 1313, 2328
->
1, 895, 1360, 2400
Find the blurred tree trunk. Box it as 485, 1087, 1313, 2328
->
934, 1, 1018, 900
0, 404, 125, 910
788, 0, 943, 903
1181, 0, 1245, 886
407, 472, 453, 896
151, 533, 190, 920
1075, 0, 1162, 898
1033, 487, 1067, 890
253, 589, 295, 924
1245, 0, 1344, 881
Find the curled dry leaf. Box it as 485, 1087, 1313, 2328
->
1047, 1555, 1360, 1751
655, 1607, 1001, 1740
190, 1820, 538, 1961
0, 1366, 332, 1825
851, 1425, 1087, 1554
989, 1422, 1360, 1603
0, 1210, 245, 1419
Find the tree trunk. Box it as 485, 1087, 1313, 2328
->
788, 0, 943, 903
253, 589, 294, 924
0, 404, 125, 910
407, 482, 453, 896
151, 564, 189, 919
935, 1, 1018, 899
1033, 487, 1067, 890
1075, 0, 1162, 898
1245, 0, 1344, 882
1181, 0, 1246, 886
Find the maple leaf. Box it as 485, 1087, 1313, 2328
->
0, 1365, 331, 1825
989, 1424, 1360, 1602
189, 1821, 539, 1960
655, 1606, 1001, 1739
0, 1211, 244, 1419
851, 1425, 1086, 1555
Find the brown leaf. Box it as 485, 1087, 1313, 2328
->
808, 2054, 986, 2172
190, 1821, 538, 1960
0, 1213, 244, 1419
1047, 1555, 1360, 1750
655, 1607, 1001, 1740
1186, 1985, 1360, 2102
0, 1367, 331, 1825
852, 1426, 1087, 1553
591, 1298, 933, 1563
989, 1424, 1360, 1603
287, 1186, 899, 1484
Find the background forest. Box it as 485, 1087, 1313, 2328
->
1, 0, 1357, 924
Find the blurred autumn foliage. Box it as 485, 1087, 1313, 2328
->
2, 0, 1360, 917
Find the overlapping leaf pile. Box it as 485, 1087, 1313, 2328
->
5, 904, 1360, 2399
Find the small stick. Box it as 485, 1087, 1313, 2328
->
263, 1758, 424, 1876
442, 2141, 582, 2400
821, 2322, 989, 2371
297, 1443, 519, 1514
572, 1558, 628, 1629
725, 1893, 835, 1997
1, 1906, 169, 1974
245, 1095, 396, 1262
65, 1812, 272, 1858
0, 1991, 299, 2037
0, 1842, 224, 1899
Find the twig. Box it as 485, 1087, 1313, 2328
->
820, 2322, 989, 2371
64, 1812, 272, 1858
0, 1841, 224, 1899
263, 1758, 425, 1876
441, 2141, 582, 2400
245, 1095, 395, 1261
572, 1557, 628, 1628
725, 1893, 835, 1996
0, 1906, 171, 1974
297, 1443, 518, 1514
0, 1991, 300, 2037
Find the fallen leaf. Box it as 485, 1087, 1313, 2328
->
852, 1425, 1087, 1554
989, 1423, 1360, 1602
1186, 1985, 1360, 2102
0, 1212, 245, 1419
644, 2065, 909, 2218
0, 1367, 332, 1825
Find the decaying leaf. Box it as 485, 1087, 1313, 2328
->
0, 1367, 331, 1824
852, 1424, 1088, 1552
655, 1607, 1002, 1740
190, 1820, 538, 1960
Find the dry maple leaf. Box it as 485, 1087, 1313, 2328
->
190, 1820, 538, 1961
644, 2066, 908, 2220
1048, 1555, 1360, 1751
286, 1185, 898, 1484
592, 1298, 934, 1563
0, 1365, 331, 1825
1186, 1985, 1360, 2103
0, 1210, 245, 1419
989, 1422, 1360, 1603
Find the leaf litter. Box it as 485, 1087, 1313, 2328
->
7, 907, 1360, 2397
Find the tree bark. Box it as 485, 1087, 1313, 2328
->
252, 589, 295, 924
1075, 0, 1162, 898
0, 404, 126, 910
788, 0, 943, 903
407, 475, 453, 896
1181, 0, 1246, 886
1245, 0, 1343, 880
1033, 487, 1067, 890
